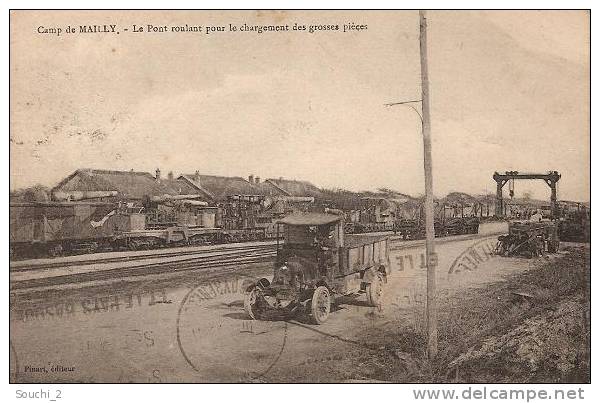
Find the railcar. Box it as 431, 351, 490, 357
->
343, 209, 480, 238
10, 201, 124, 257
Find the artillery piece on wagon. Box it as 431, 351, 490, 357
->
492, 170, 563, 258
244, 212, 391, 324
495, 221, 560, 258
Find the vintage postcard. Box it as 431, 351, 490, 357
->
9, 9, 590, 390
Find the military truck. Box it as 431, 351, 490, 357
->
244, 212, 391, 324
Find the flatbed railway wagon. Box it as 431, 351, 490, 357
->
342, 199, 480, 238
114, 219, 267, 249
442, 216, 480, 236
346, 216, 480, 239
344, 220, 395, 234
244, 212, 391, 324
75, 203, 268, 251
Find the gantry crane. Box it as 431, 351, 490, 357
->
492, 171, 561, 219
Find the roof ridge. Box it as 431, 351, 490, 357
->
269, 177, 303, 182
185, 173, 249, 181
179, 175, 216, 200
81, 168, 153, 177
265, 179, 291, 196
268, 178, 316, 186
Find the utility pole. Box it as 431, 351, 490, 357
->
419, 10, 438, 359
385, 11, 437, 358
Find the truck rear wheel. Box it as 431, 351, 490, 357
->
366, 273, 384, 309
310, 286, 331, 324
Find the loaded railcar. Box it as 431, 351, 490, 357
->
340, 198, 480, 238
9, 201, 124, 257
218, 195, 270, 242
557, 201, 590, 242
218, 194, 315, 242
113, 197, 264, 248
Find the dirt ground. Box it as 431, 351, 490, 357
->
9, 224, 590, 383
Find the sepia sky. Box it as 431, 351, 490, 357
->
10, 10, 590, 201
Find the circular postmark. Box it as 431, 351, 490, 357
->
447, 236, 498, 277
176, 274, 288, 382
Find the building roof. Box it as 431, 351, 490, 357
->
442, 192, 480, 206
359, 190, 418, 208
476, 194, 497, 204
278, 213, 341, 226
52, 169, 201, 200
179, 173, 260, 201
263, 178, 323, 198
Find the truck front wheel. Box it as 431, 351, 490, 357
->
310, 286, 331, 324
244, 287, 265, 320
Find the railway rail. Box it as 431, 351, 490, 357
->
10, 248, 276, 290
10, 242, 276, 273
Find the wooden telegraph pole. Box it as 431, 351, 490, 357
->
419, 10, 438, 359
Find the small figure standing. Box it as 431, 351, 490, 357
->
530, 210, 543, 222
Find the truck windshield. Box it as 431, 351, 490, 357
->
284, 225, 315, 245
284, 224, 336, 247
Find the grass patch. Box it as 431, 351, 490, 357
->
351, 246, 590, 383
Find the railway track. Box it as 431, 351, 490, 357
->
10, 227, 496, 273
10, 242, 276, 273
10, 248, 276, 290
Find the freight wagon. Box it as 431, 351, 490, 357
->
10, 201, 123, 257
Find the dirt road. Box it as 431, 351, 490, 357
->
11, 222, 523, 383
